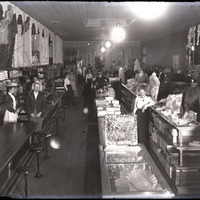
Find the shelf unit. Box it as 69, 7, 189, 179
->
148, 107, 200, 195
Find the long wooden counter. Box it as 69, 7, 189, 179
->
96, 93, 174, 198
0, 91, 65, 195
0, 122, 38, 194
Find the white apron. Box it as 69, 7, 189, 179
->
3, 93, 18, 123
3, 110, 18, 123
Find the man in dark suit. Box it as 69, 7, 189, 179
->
93, 70, 109, 90
25, 81, 47, 129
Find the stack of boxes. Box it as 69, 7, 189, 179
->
96, 97, 121, 117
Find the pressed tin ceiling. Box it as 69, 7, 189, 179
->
9, 1, 200, 42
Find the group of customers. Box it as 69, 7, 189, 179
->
82, 68, 109, 108
63, 70, 78, 108
3, 68, 81, 125
3, 78, 47, 129
63, 67, 109, 109
4, 63, 200, 150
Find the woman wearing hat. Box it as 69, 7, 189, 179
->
3, 82, 19, 123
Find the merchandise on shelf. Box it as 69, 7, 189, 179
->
96, 85, 115, 99
154, 93, 199, 126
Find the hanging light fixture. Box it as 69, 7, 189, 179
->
111, 23, 125, 42
105, 40, 112, 48
101, 46, 106, 53
129, 2, 167, 20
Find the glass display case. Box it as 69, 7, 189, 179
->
98, 113, 174, 198
99, 144, 174, 198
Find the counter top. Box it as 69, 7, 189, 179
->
121, 83, 137, 97
0, 92, 64, 172
150, 106, 200, 131
0, 122, 38, 172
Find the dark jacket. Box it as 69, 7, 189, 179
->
25, 91, 47, 118
180, 85, 200, 122
94, 75, 109, 90
4, 94, 16, 113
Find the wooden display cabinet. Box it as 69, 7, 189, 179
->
118, 83, 137, 114
149, 106, 200, 195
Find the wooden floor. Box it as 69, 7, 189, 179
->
10, 83, 102, 198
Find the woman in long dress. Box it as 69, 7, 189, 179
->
3, 82, 20, 123
64, 72, 74, 108
69, 69, 79, 97
148, 71, 160, 102
82, 68, 94, 107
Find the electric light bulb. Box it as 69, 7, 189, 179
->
101, 46, 106, 53
111, 26, 125, 42
129, 2, 167, 20
105, 40, 111, 48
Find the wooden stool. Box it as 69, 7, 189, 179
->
40, 133, 52, 159
31, 144, 44, 177
16, 165, 34, 197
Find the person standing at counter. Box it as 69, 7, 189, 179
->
69, 69, 79, 98
135, 69, 149, 84
148, 71, 160, 102
118, 64, 125, 83
25, 81, 47, 128
180, 79, 200, 122
133, 84, 155, 148
93, 70, 109, 90
184, 69, 193, 86
3, 82, 20, 123
64, 72, 74, 108
82, 68, 94, 107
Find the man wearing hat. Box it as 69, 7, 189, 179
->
3, 82, 19, 123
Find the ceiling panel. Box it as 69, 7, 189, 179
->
9, 1, 200, 42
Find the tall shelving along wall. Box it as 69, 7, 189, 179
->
148, 107, 200, 195
0, 2, 64, 126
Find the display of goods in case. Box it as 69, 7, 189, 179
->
104, 114, 137, 146
104, 146, 162, 192
108, 163, 162, 192
105, 146, 144, 164
99, 102, 174, 197
99, 144, 174, 198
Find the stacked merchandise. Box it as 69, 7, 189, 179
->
104, 114, 137, 146
155, 93, 199, 126
96, 85, 115, 99
96, 97, 121, 117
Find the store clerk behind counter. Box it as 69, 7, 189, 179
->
133, 83, 155, 148
93, 70, 109, 90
